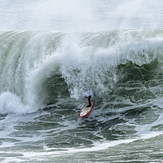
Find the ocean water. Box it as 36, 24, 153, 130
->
0, 0, 163, 162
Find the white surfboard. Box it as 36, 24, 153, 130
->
79, 100, 95, 117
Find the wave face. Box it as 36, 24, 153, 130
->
1, 30, 163, 162
1, 30, 163, 113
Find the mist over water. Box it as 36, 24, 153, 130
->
1, 0, 163, 162
1, 0, 163, 31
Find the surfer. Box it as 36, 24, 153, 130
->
79, 89, 95, 117
84, 89, 92, 107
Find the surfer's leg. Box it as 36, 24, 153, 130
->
87, 96, 92, 107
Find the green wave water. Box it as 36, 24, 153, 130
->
0, 29, 163, 162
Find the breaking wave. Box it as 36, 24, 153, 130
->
0, 29, 163, 113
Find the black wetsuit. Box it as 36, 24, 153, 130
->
86, 95, 91, 107
84, 90, 92, 107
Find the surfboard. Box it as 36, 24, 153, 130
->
79, 100, 95, 117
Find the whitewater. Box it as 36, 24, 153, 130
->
1, 0, 163, 162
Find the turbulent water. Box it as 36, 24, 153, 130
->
1, 0, 163, 163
